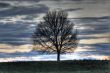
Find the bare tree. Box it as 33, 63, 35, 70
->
32, 10, 78, 61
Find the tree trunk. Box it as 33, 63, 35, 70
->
57, 51, 60, 62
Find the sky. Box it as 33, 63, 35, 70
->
0, 0, 110, 62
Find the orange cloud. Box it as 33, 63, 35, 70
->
79, 38, 110, 44
79, 33, 110, 38
89, 55, 110, 60
75, 46, 95, 52
0, 44, 33, 53
0, 43, 50, 53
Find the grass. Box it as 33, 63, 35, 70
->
0, 60, 109, 73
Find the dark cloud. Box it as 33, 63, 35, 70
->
78, 16, 110, 20
0, 23, 34, 34
0, 4, 49, 17
0, 22, 35, 45
53, 0, 83, 1
0, 41, 31, 45
79, 43, 110, 50
93, 43, 110, 51
73, 16, 110, 22
0, 50, 40, 58
0, 2, 10, 8
0, 2, 49, 45
79, 29, 109, 35
77, 43, 110, 56
73, 16, 110, 35
67, 0, 83, 1
63, 8, 82, 12
78, 51, 110, 56
0, 0, 40, 1
78, 36, 110, 40
78, 25, 110, 35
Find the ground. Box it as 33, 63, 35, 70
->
0, 60, 109, 73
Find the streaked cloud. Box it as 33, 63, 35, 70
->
0, 44, 32, 53
79, 38, 110, 44
38, 0, 110, 18
0, 0, 109, 61
0, 1, 49, 17
75, 46, 96, 52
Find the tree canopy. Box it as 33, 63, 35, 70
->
32, 10, 78, 61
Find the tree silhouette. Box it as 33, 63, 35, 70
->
32, 10, 78, 61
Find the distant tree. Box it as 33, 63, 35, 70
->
32, 10, 78, 61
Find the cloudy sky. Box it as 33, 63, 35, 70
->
0, 0, 110, 62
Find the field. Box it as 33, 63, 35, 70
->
0, 60, 109, 73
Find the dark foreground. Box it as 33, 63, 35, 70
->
0, 60, 109, 73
